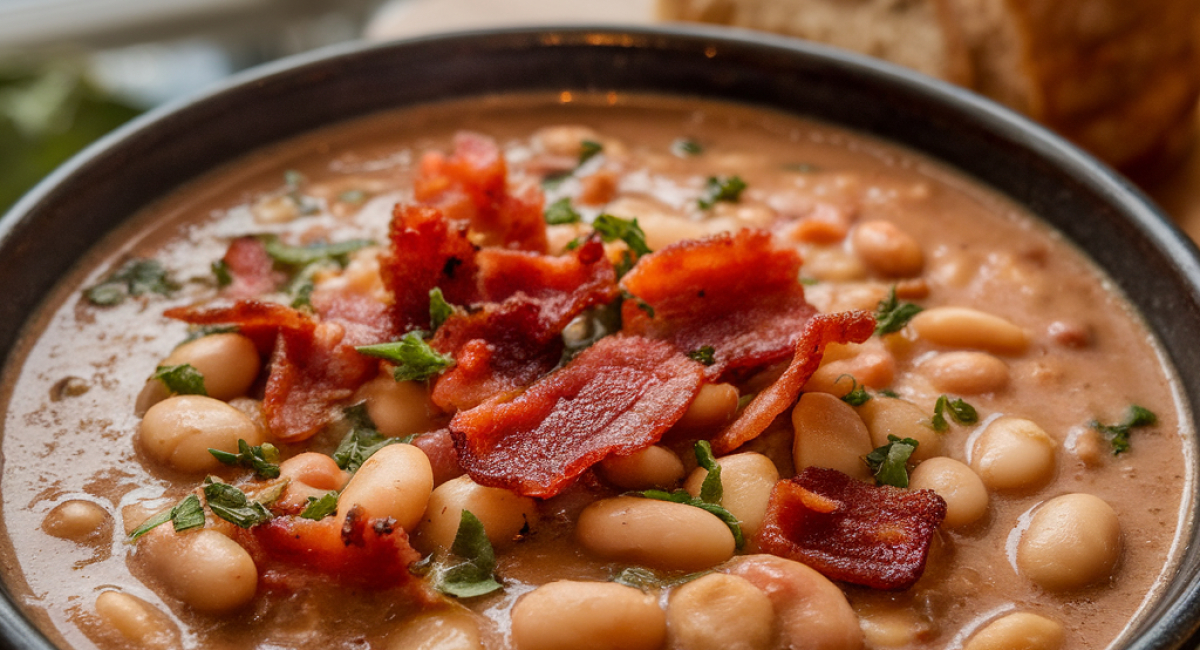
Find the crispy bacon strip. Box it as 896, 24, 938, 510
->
414, 131, 548, 252
449, 335, 704, 497
382, 204, 481, 332
757, 467, 946, 591
221, 236, 278, 299
164, 300, 313, 354
621, 229, 818, 381
711, 310, 875, 454
238, 509, 425, 592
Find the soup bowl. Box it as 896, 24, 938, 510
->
2, 25, 1199, 650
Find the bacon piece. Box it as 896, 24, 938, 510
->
414, 131, 548, 252
429, 238, 618, 412
165, 300, 313, 354
712, 310, 875, 454
757, 467, 946, 591
239, 509, 425, 592
412, 428, 465, 486
221, 236, 278, 299
382, 204, 481, 332
449, 335, 705, 497
620, 229, 817, 381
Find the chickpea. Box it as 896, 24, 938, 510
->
909, 307, 1030, 355
674, 383, 739, 433
162, 333, 260, 401
908, 458, 988, 528
964, 612, 1064, 650
43, 500, 109, 541
338, 443, 433, 532
1017, 494, 1121, 591
792, 392, 874, 481
138, 528, 257, 613
971, 417, 1056, 490
359, 376, 440, 438
418, 475, 537, 553
725, 555, 863, 650
138, 395, 264, 473
598, 445, 686, 490
512, 580, 666, 650
683, 452, 779, 539
920, 351, 1009, 395
666, 573, 774, 650
576, 497, 735, 571
94, 591, 178, 648
857, 397, 942, 461
389, 609, 483, 650
851, 220, 924, 277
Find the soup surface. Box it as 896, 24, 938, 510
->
0, 95, 1191, 650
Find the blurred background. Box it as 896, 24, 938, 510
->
3, 0, 1199, 234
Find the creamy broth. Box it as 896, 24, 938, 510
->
0, 95, 1190, 650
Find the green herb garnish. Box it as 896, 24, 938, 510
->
879, 389, 900, 398
152, 364, 207, 396
211, 259, 232, 287
698, 175, 746, 209
84, 259, 178, 306
433, 510, 503, 598
261, 236, 372, 267
544, 197, 582, 225
930, 395, 978, 432
687, 346, 716, 367
613, 566, 712, 590
838, 375, 872, 407
429, 288, 455, 333
202, 478, 273, 528
208, 439, 281, 479
332, 403, 413, 472
339, 189, 368, 204
864, 435, 919, 488
299, 492, 339, 521
593, 214, 652, 257
356, 332, 456, 382
579, 140, 603, 165
1092, 405, 1157, 455
672, 138, 704, 157
874, 287, 923, 335
640, 441, 743, 548
127, 494, 205, 541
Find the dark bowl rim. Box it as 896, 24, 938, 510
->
2, 23, 1199, 650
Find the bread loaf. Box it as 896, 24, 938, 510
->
659, 0, 1200, 174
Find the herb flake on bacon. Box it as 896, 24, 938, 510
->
620, 228, 817, 381
757, 467, 946, 591
383, 204, 482, 333
712, 310, 875, 454
449, 335, 704, 498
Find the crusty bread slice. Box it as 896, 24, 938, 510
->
657, 0, 973, 85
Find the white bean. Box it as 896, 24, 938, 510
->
598, 445, 686, 490
971, 417, 1056, 490
792, 392, 874, 481
576, 497, 735, 571
908, 458, 988, 528
920, 351, 1009, 395
43, 500, 109, 541
683, 452, 779, 539
162, 333, 260, 401
964, 612, 1064, 650
418, 475, 538, 553
94, 591, 178, 648
674, 383, 739, 434
1017, 493, 1121, 591
666, 573, 774, 650
338, 444, 433, 532
857, 397, 942, 461
138, 528, 257, 613
512, 581, 666, 650
359, 375, 440, 438
388, 609, 484, 650
910, 307, 1030, 355
138, 395, 264, 473
851, 220, 924, 277
725, 555, 863, 650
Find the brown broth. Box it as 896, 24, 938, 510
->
0, 94, 1191, 650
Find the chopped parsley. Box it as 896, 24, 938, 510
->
544, 197, 582, 225
613, 566, 711, 590
429, 288, 456, 333
698, 175, 746, 209
127, 494, 205, 541
578, 140, 603, 165
1092, 405, 1157, 455
879, 389, 900, 398
837, 375, 872, 407
332, 404, 413, 473
202, 478, 273, 528
180, 324, 238, 345
621, 289, 656, 319
152, 364, 207, 396
687, 346, 716, 366
930, 395, 978, 433
874, 287, 923, 335
208, 439, 281, 479
283, 170, 320, 215
864, 435, 919, 488
672, 138, 704, 157
432, 510, 503, 598
299, 492, 339, 520
736, 393, 756, 410
356, 332, 456, 382
593, 214, 652, 257
84, 259, 178, 306
640, 441, 744, 548
211, 259, 232, 287
261, 235, 372, 267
